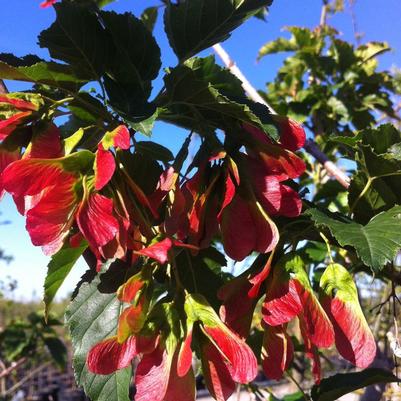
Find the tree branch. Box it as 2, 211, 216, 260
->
212, 43, 350, 189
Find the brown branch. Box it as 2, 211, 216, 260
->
212, 43, 350, 189
0, 358, 26, 380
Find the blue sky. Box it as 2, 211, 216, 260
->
1, 0, 401, 301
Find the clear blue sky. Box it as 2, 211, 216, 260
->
1, 0, 400, 300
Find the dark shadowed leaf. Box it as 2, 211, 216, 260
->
311, 368, 399, 401
39, 3, 109, 78
164, 0, 273, 61
141, 7, 159, 32
136, 141, 174, 163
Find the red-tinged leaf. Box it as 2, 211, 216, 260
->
77, 192, 119, 249
0, 148, 19, 199
221, 195, 279, 261
2, 159, 71, 197
40, 0, 57, 8
94, 145, 116, 190
203, 326, 258, 383
263, 254, 334, 348
117, 273, 146, 303
0, 111, 32, 139
117, 299, 148, 343
272, 116, 306, 151
149, 167, 178, 210
298, 285, 334, 349
177, 328, 193, 377
278, 184, 302, 217
111, 125, 130, 150
300, 316, 322, 384
135, 345, 171, 401
261, 324, 294, 380
320, 263, 376, 368
102, 125, 131, 150
248, 257, 273, 298
0, 95, 38, 111
25, 176, 78, 255
165, 351, 195, 401
201, 341, 236, 401
137, 238, 173, 264
262, 277, 303, 326
24, 124, 64, 159
250, 155, 302, 217
217, 171, 236, 220
218, 276, 256, 338
86, 335, 137, 375
69, 232, 84, 248
185, 294, 257, 383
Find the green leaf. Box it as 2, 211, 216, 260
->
0, 59, 88, 91
39, 3, 109, 78
258, 37, 297, 60
64, 128, 85, 154
164, 0, 273, 61
306, 206, 401, 272
348, 125, 401, 222
130, 109, 159, 137
136, 141, 174, 163
65, 269, 131, 401
44, 241, 87, 317
162, 56, 274, 138
141, 7, 159, 32
311, 368, 399, 401
362, 124, 401, 155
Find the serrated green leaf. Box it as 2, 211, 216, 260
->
306, 206, 401, 272
0, 60, 88, 91
44, 241, 87, 317
39, 3, 109, 78
311, 368, 399, 401
65, 268, 131, 401
164, 0, 273, 61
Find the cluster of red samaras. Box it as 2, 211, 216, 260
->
0, 93, 306, 269
0, 93, 376, 400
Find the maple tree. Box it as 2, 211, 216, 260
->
1, 1, 401, 400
